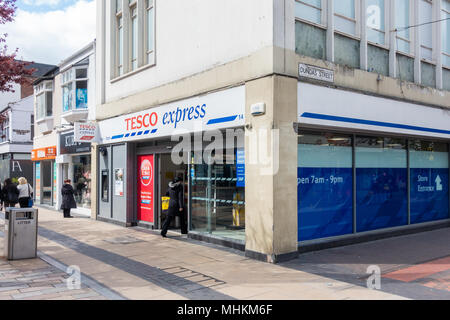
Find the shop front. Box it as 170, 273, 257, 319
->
31, 146, 57, 206
97, 86, 246, 243
296, 82, 450, 243
57, 130, 92, 215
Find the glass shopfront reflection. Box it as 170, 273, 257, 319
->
297, 132, 353, 241
355, 137, 408, 232
73, 155, 91, 209
410, 140, 449, 224
190, 150, 245, 242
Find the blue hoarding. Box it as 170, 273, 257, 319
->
410, 168, 449, 224
356, 168, 408, 232
298, 167, 353, 241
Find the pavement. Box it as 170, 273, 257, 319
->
1, 207, 447, 300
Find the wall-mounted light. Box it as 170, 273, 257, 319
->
250, 102, 266, 116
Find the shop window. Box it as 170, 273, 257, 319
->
295, 21, 326, 60
355, 137, 408, 232
62, 67, 88, 111
0, 112, 9, 143
409, 140, 449, 224
334, 0, 357, 36
334, 33, 360, 68
190, 149, 245, 242
396, 53, 414, 82
73, 155, 91, 209
367, 44, 389, 76
297, 132, 353, 241
421, 62, 436, 88
366, 0, 385, 45
295, 0, 323, 25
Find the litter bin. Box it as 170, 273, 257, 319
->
4, 208, 38, 260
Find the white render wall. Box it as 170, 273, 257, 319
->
98, 0, 275, 105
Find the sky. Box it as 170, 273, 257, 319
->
0, 0, 96, 65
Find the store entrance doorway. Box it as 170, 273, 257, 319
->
158, 153, 188, 233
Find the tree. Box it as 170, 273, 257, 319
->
0, 0, 34, 93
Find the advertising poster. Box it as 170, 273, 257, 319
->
410, 168, 449, 224
236, 148, 245, 188
35, 162, 41, 202
137, 155, 154, 223
298, 167, 353, 241
114, 168, 124, 196
76, 88, 88, 109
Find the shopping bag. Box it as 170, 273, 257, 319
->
28, 198, 34, 207
161, 197, 170, 211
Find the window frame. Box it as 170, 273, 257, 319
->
334, 0, 361, 38
294, 0, 327, 28
441, 0, 450, 67
61, 66, 89, 112
34, 80, 53, 121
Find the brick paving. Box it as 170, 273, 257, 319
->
0, 258, 107, 300
1, 208, 408, 300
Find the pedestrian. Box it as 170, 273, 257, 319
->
161, 176, 187, 237
17, 177, 33, 208
2, 178, 19, 209
61, 179, 76, 218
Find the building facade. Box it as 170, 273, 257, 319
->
0, 62, 55, 185
33, 42, 96, 215
95, 0, 450, 262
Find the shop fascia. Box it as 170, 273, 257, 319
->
98, 86, 247, 164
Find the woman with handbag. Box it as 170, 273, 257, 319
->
17, 177, 33, 208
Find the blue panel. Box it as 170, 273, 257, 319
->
236, 148, 245, 187
298, 167, 353, 241
356, 168, 408, 232
410, 168, 449, 224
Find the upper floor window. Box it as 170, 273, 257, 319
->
34, 81, 53, 120
0, 112, 9, 143
113, 0, 156, 79
334, 0, 357, 36
146, 0, 155, 63
419, 0, 433, 61
295, 0, 323, 25
395, 0, 411, 54
366, 0, 386, 45
62, 67, 88, 112
442, 0, 450, 67
129, 1, 138, 71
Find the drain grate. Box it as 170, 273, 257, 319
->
160, 266, 226, 290
103, 236, 145, 244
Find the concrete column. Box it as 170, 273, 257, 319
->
244, 75, 298, 264
91, 143, 98, 220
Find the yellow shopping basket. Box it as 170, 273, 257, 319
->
161, 197, 170, 211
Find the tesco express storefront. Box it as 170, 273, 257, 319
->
96, 86, 246, 245
296, 82, 450, 244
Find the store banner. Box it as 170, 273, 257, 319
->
60, 131, 91, 155
236, 148, 245, 187
410, 168, 449, 224
74, 122, 97, 143
298, 82, 450, 139
31, 147, 57, 161
298, 167, 353, 241
137, 155, 154, 223
98, 86, 245, 144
